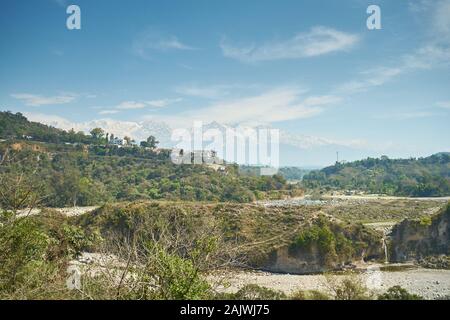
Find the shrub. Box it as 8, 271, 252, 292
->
378, 286, 422, 300
419, 216, 432, 226
0, 216, 52, 292
150, 245, 212, 300
290, 289, 330, 300
227, 284, 286, 300
326, 275, 373, 300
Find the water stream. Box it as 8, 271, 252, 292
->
381, 230, 389, 263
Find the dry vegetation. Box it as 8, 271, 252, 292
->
323, 198, 446, 223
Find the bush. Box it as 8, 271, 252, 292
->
378, 286, 422, 300
419, 216, 432, 226
290, 289, 330, 300
0, 208, 96, 298
334, 278, 371, 300
326, 275, 373, 300
0, 216, 52, 292
150, 245, 212, 300
226, 284, 286, 300
0, 260, 70, 300
290, 216, 369, 266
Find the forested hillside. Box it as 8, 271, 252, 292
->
0, 141, 296, 207
0, 111, 298, 206
279, 167, 312, 181
0, 111, 94, 144
303, 154, 450, 197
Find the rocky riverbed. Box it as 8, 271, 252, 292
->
17, 206, 98, 217
212, 266, 450, 300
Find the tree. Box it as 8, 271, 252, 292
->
123, 136, 131, 146
140, 135, 159, 149
326, 275, 372, 300
75, 203, 241, 300
0, 151, 54, 293
90, 128, 105, 142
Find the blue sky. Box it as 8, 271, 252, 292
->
1, 0, 449, 165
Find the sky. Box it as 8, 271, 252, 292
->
0, 0, 449, 166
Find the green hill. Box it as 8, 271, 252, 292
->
0, 111, 92, 144
0, 111, 300, 207
303, 155, 450, 197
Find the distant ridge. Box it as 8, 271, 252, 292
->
303, 154, 450, 197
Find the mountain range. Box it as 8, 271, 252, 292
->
23, 112, 383, 166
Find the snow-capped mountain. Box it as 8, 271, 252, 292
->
25, 113, 173, 146
25, 113, 374, 166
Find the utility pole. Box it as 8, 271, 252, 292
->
336, 151, 339, 164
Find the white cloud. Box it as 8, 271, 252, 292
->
146, 98, 182, 108
161, 87, 340, 126
11, 93, 77, 106
24, 111, 365, 153
373, 111, 437, 120
337, 1, 450, 94
178, 63, 194, 70
432, 0, 450, 42
302, 95, 342, 107
408, 0, 433, 13
52, 0, 67, 7
115, 101, 147, 110
403, 44, 450, 69
436, 101, 450, 109
174, 83, 262, 99
220, 26, 359, 62
174, 84, 231, 99
336, 44, 450, 94
280, 130, 367, 149
132, 29, 196, 59
114, 98, 181, 110
396, 111, 436, 119
412, 0, 450, 43
336, 67, 403, 93
156, 38, 194, 51
98, 110, 119, 115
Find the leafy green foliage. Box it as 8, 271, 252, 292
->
149, 245, 212, 299
222, 284, 286, 300
290, 289, 331, 300
0, 208, 93, 296
0, 142, 294, 206
0, 111, 92, 144
303, 154, 450, 196
140, 135, 159, 148
290, 216, 379, 266
0, 216, 50, 291
331, 277, 372, 300
279, 167, 312, 181
0, 111, 299, 206
89, 128, 106, 144
378, 286, 422, 300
